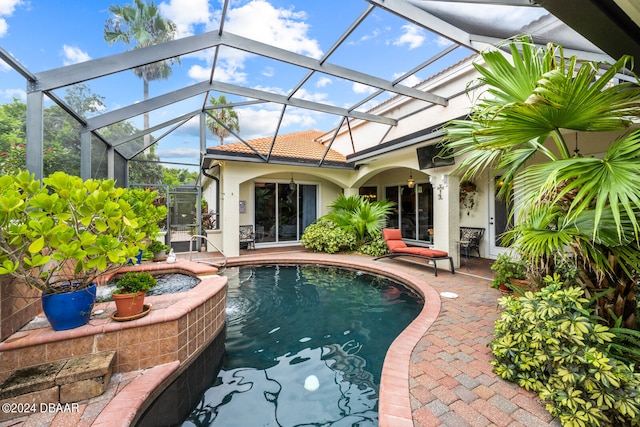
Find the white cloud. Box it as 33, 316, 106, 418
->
352, 82, 376, 95
316, 77, 331, 88
155, 147, 201, 159
393, 24, 425, 50
0, 0, 22, 38
188, 63, 248, 84
158, 0, 213, 38
262, 66, 274, 77
291, 88, 328, 103
0, 87, 26, 100
62, 45, 91, 65
225, 0, 322, 59
392, 72, 421, 88
435, 35, 453, 48
232, 106, 317, 141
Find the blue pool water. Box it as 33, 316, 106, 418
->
180, 265, 423, 427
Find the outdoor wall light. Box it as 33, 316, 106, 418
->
289, 173, 296, 190
407, 173, 415, 189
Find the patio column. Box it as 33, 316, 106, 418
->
432, 174, 460, 270
220, 166, 241, 257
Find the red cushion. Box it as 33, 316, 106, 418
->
382, 229, 407, 250
419, 248, 449, 258
391, 247, 449, 258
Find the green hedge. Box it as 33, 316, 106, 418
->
300, 219, 357, 254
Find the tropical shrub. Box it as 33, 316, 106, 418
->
300, 219, 357, 254
444, 36, 640, 328
0, 171, 165, 294
490, 275, 640, 427
357, 228, 389, 257
325, 194, 394, 246
490, 253, 527, 289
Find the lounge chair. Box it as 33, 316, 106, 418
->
374, 228, 455, 276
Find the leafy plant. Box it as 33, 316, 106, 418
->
300, 219, 357, 254
113, 272, 157, 295
0, 171, 164, 294
459, 180, 477, 215
121, 187, 168, 240
325, 194, 394, 246
357, 229, 389, 257
490, 253, 527, 289
444, 36, 640, 327
490, 275, 640, 426
147, 240, 169, 254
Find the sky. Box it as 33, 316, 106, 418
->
0, 0, 497, 167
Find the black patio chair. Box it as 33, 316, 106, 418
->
459, 227, 484, 258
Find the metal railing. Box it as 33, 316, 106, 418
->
188, 234, 227, 269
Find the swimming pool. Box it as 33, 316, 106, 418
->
180, 264, 423, 426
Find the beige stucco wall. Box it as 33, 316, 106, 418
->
203, 161, 351, 257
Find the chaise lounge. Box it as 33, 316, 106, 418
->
374, 228, 455, 276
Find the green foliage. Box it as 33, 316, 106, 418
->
357, 229, 389, 257
300, 219, 357, 254
206, 95, 240, 145
0, 172, 165, 293
491, 275, 640, 426
114, 272, 157, 294
120, 187, 168, 241
147, 240, 169, 253
444, 36, 640, 328
490, 253, 527, 289
326, 194, 395, 246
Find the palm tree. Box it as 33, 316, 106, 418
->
326, 194, 395, 246
206, 95, 240, 145
104, 0, 180, 147
444, 36, 640, 327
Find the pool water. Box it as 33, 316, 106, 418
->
181, 265, 423, 427
96, 273, 200, 301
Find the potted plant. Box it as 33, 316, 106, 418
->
111, 272, 157, 318
459, 180, 478, 215
490, 253, 527, 294
148, 240, 169, 261
0, 171, 165, 330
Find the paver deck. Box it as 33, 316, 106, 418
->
1, 247, 559, 427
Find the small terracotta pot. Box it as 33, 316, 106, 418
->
113, 291, 146, 317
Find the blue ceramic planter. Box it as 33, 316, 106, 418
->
41, 283, 97, 331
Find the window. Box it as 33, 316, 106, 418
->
254, 182, 317, 244
385, 183, 433, 243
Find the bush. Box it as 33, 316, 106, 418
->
300, 219, 357, 254
357, 229, 389, 257
490, 253, 527, 289
114, 272, 157, 294
490, 274, 640, 427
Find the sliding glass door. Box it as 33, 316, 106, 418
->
385, 183, 433, 243
255, 182, 317, 244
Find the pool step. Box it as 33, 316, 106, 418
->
0, 351, 115, 421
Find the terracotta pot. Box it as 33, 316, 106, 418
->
499, 283, 513, 295
113, 291, 146, 318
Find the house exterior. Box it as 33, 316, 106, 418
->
202, 56, 482, 263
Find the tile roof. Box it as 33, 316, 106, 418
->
207, 130, 347, 164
